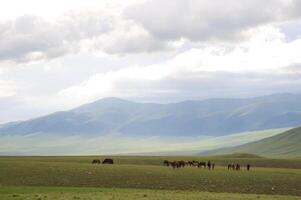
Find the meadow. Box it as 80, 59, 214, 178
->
0, 156, 300, 199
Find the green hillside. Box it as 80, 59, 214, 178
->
201, 127, 301, 158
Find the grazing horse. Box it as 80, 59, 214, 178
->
191, 160, 199, 167
198, 162, 206, 168
227, 164, 232, 170
232, 163, 235, 170
102, 158, 114, 164
171, 161, 180, 169
207, 160, 211, 170
179, 160, 186, 168
212, 163, 215, 170
247, 164, 251, 171
92, 159, 101, 164
235, 164, 240, 170
163, 160, 170, 166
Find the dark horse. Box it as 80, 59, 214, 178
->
163, 160, 170, 166
178, 160, 186, 168
92, 159, 101, 164
207, 160, 211, 170
102, 158, 114, 164
198, 161, 206, 168
170, 161, 180, 169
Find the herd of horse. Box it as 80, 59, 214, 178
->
92, 158, 251, 171
164, 160, 251, 171
227, 163, 251, 171
163, 160, 215, 169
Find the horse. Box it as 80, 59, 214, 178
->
232, 163, 235, 170
163, 160, 170, 166
227, 164, 232, 170
191, 160, 199, 167
170, 161, 180, 169
247, 164, 251, 171
102, 158, 114, 164
235, 164, 240, 170
207, 160, 211, 170
92, 159, 101, 164
198, 161, 206, 168
178, 160, 186, 168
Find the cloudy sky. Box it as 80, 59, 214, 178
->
0, 0, 301, 123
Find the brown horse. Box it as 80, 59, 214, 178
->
198, 162, 206, 168
92, 159, 101, 164
178, 160, 186, 168
102, 158, 114, 164
207, 160, 211, 170
163, 160, 170, 166
170, 161, 180, 169
227, 164, 232, 170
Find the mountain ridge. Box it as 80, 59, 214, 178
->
1, 93, 301, 137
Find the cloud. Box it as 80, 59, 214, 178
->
126, 0, 301, 42
58, 30, 301, 104
1, 0, 301, 64
0, 16, 71, 62
0, 80, 20, 98
0, 9, 168, 63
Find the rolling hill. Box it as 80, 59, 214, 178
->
200, 127, 301, 158
0, 93, 301, 137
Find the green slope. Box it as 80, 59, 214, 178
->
201, 127, 301, 158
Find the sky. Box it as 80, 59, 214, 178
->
0, 0, 301, 123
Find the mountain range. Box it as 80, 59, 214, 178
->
0, 93, 301, 137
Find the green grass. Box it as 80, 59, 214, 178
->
1, 155, 300, 168
203, 127, 301, 158
0, 156, 300, 197
1, 186, 300, 200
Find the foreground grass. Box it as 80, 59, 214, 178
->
0, 156, 300, 196
0, 186, 300, 200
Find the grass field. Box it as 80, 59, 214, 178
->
0, 156, 300, 199
1, 186, 301, 200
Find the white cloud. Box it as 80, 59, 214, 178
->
0, 80, 19, 98
1, 0, 301, 64
126, 0, 301, 42
58, 28, 301, 104
0, 5, 168, 63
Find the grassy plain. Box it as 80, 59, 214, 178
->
1, 186, 301, 200
0, 156, 300, 199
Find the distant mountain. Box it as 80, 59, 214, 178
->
0, 93, 301, 137
200, 127, 301, 158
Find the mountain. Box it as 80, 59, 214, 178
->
200, 127, 301, 158
0, 93, 301, 137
